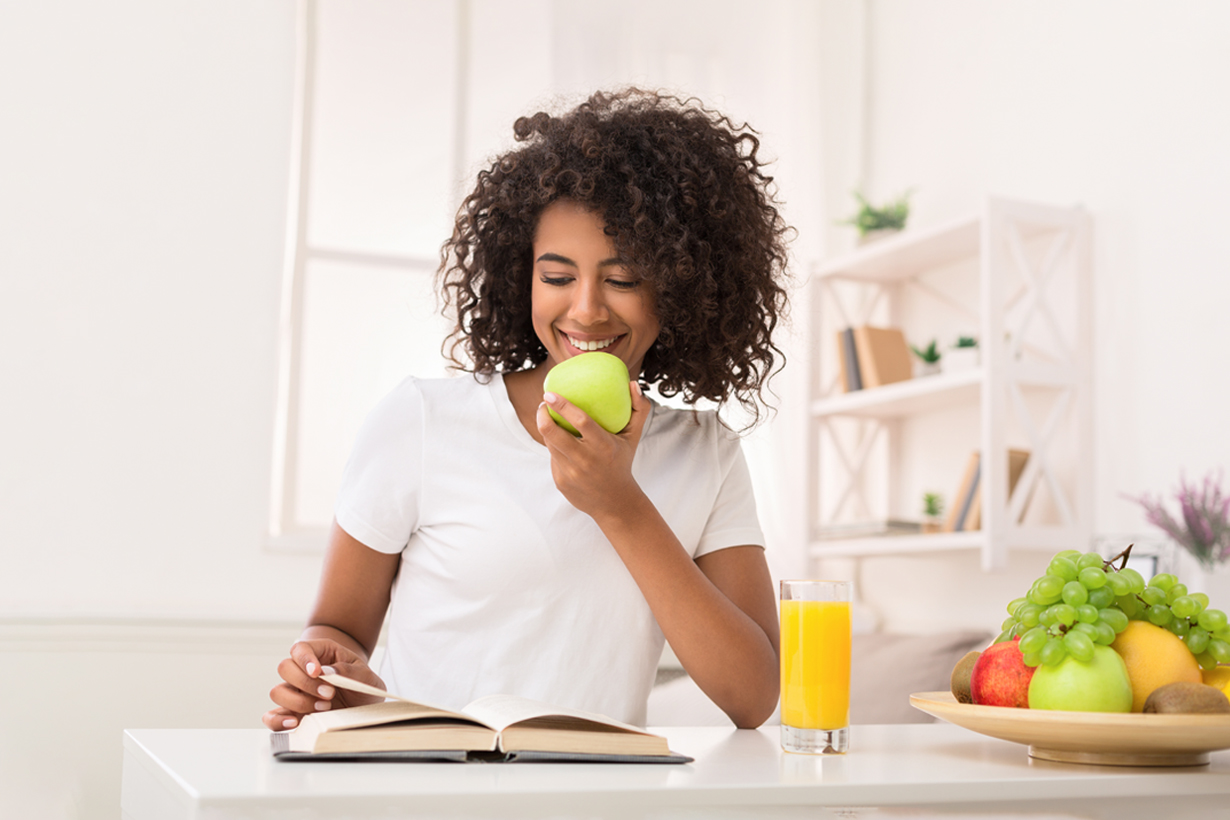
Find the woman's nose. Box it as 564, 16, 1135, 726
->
568, 279, 609, 325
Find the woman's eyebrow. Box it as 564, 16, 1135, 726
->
535, 252, 627, 268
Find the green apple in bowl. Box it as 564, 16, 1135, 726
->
1027, 645, 1133, 712
543, 352, 632, 436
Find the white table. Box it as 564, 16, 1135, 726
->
121, 723, 1230, 819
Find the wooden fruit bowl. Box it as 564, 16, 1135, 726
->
910, 691, 1230, 766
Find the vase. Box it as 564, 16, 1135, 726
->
857, 228, 902, 247
943, 346, 980, 373
1193, 562, 1230, 610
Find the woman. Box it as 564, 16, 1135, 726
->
264, 88, 792, 731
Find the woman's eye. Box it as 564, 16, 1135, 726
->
608, 279, 640, 290
539, 275, 572, 286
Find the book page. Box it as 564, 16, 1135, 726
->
461, 693, 652, 736
319, 673, 494, 729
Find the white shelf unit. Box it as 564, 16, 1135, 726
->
806, 197, 1093, 571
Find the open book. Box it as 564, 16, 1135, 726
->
271, 674, 691, 763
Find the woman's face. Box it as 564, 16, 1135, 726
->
530, 199, 661, 376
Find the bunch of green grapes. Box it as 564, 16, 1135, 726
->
998, 547, 1230, 670
1119, 572, 1230, 670
999, 550, 1132, 667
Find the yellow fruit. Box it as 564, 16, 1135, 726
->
1111, 621, 1202, 712
1203, 664, 1230, 698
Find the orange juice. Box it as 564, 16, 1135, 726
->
780, 599, 851, 730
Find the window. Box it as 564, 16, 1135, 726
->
268, 0, 464, 549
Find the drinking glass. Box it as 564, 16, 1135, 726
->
779, 579, 852, 754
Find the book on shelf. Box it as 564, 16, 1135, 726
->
816, 519, 922, 540
965, 449, 1031, 530
852, 325, 914, 389
836, 327, 863, 392
271, 673, 691, 764
944, 452, 981, 532
944, 449, 1032, 532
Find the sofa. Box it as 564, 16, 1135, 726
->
647, 630, 992, 726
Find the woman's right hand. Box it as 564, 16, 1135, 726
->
262, 638, 387, 730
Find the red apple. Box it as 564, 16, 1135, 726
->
969, 638, 1036, 708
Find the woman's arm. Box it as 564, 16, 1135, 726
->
538, 388, 780, 728
263, 521, 401, 730
597, 508, 780, 728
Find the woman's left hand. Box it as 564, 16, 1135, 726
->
536, 381, 651, 518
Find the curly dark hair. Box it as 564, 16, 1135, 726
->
438, 88, 792, 423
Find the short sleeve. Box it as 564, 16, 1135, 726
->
333, 377, 424, 555
693, 433, 765, 559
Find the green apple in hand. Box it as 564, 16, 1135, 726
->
543, 352, 632, 436
1027, 645, 1133, 712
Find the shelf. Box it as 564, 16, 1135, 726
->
812, 214, 980, 283
809, 526, 1081, 559
804, 197, 1093, 571
810, 530, 985, 557
811, 369, 982, 419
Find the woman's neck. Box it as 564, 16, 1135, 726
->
503, 366, 549, 445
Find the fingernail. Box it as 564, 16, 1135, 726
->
306, 662, 317, 675
318, 684, 335, 698
543, 392, 559, 404
315, 701, 331, 711
283, 718, 298, 728
322, 665, 336, 675
632, 381, 642, 397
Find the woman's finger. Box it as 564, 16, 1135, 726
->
263, 706, 302, 731
289, 641, 327, 679
270, 680, 335, 716
541, 392, 603, 439
276, 656, 336, 702
620, 381, 650, 443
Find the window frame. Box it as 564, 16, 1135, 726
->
267, 0, 470, 552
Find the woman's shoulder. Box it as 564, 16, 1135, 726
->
380, 371, 493, 402
407, 372, 493, 400
644, 401, 743, 451
363, 372, 492, 428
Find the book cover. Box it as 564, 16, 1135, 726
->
952, 457, 981, 532
271, 674, 691, 764
943, 452, 981, 532
965, 449, 1030, 531
852, 326, 913, 388
836, 327, 863, 392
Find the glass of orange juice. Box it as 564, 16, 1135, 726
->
779, 579, 852, 754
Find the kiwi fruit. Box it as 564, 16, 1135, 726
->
951, 650, 982, 704
1142, 681, 1230, 714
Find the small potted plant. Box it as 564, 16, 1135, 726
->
945, 335, 980, 372
910, 339, 941, 376
841, 190, 913, 245
922, 492, 945, 534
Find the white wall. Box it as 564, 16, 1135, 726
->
823, 0, 1230, 632
0, 3, 311, 816
0, 0, 320, 621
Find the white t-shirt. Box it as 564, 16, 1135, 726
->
335, 373, 764, 726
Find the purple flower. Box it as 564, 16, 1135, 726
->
1125, 470, 1230, 572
